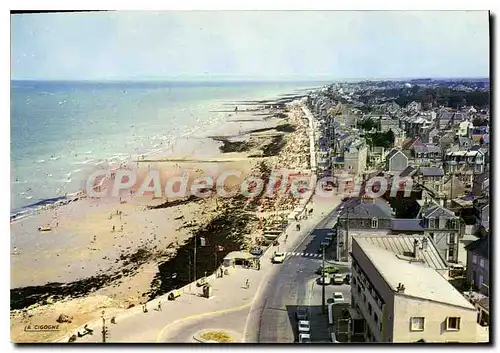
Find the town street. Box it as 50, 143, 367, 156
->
249, 203, 351, 343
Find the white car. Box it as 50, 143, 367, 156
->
299, 333, 311, 343
317, 275, 331, 285
298, 320, 310, 333
332, 292, 345, 303
272, 252, 286, 263
332, 274, 344, 285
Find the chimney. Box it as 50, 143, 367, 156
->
413, 239, 419, 258
422, 237, 428, 251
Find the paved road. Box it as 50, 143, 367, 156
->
161, 306, 248, 343
253, 202, 352, 343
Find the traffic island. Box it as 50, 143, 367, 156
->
194, 329, 237, 343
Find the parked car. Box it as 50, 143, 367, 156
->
272, 252, 286, 263
316, 266, 339, 275
298, 320, 311, 333
317, 276, 331, 285
250, 248, 264, 256
332, 292, 345, 303
299, 333, 311, 343
295, 308, 309, 321
332, 274, 344, 285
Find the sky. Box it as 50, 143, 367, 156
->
11, 11, 490, 81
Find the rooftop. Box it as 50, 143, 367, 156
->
465, 236, 489, 259
354, 238, 475, 310
339, 197, 393, 219
391, 219, 425, 232
420, 203, 456, 218
420, 167, 444, 177
356, 234, 447, 270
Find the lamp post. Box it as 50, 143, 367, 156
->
321, 244, 326, 314
101, 310, 107, 343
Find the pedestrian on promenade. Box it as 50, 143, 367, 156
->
142, 303, 148, 313
157, 301, 162, 311
245, 279, 250, 289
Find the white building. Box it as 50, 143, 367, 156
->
350, 236, 482, 343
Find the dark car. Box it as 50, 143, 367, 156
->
250, 248, 264, 256
296, 308, 309, 321
342, 196, 350, 202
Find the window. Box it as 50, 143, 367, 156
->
363, 293, 366, 303
450, 219, 457, 230
357, 285, 361, 294
410, 317, 425, 331
368, 303, 372, 315
473, 255, 477, 264
374, 313, 379, 324
480, 259, 485, 268
446, 317, 461, 331
371, 217, 378, 228
448, 248, 455, 261
439, 217, 446, 229
479, 275, 484, 287
429, 218, 436, 228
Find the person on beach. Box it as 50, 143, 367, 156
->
112, 225, 115, 232
142, 303, 148, 313
245, 279, 250, 289
157, 301, 162, 311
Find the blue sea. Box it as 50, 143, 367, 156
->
11, 80, 325, 216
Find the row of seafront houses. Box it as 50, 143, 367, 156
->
306, 91, 490, 342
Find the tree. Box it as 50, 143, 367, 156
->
359, 118, 378, 131
472, 118, 489, 127
386, 129, 395, 146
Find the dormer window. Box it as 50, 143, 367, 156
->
371, 217, 378, 228
429, 217, 436, 228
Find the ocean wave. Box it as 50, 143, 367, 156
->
72, 159, 95, 165
37, 159, 45, 163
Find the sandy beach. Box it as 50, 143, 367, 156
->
10, 99, 311, 342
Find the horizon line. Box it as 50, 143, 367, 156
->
10, 76, 490, 83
